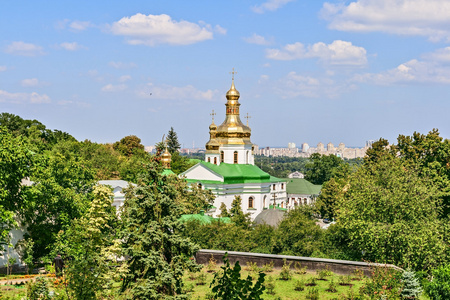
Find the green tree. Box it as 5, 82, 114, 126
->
271, 207, 323, 256
230, 195, 251, 228
120, 162, 199, 299
56, 185, 119, 300
425, 264, 450, 300
167, 127, 181, 154
304, 153, 343, 185
23, 152, 95, 259
177, 183, 215, 214
113, 135, 145, 157
0, 127, 33, 249
334, 154, 447, 271
218, 202, 231, 218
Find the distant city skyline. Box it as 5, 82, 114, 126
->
2, 1, 450, 147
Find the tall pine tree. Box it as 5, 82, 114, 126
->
120, 161, 199, 299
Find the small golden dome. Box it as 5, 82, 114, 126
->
226, 80, 240, 100
161, 147, 172, 168
209, 121, 217, 131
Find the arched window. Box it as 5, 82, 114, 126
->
208, 157, 211, 163
214, 157, 217, 165
234, 151, 238, 164
263, 195, 267, 208
281, 202, 284, 208
248, 196, 254, 208
220, 151, 224, 163
281, 183, 284, 189
246, 150, 249, 164
198, 183, 202, 189
272, 184, 276, 190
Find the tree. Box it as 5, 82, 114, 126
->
218, 202, 231, 218
425, 264, 450, 300
333, 154, 447, 271
120, 162, 199, 299
0, 127, 33, 250
167, 127, 181, 154
55, 185, 119, 300
113, 135, 145, 157
271, 207, 323, 257
230, 196, 251, 228
304, 153, 343, 185
176, 183, 215, 214
22, 152, 95, 259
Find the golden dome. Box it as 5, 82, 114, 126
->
161, 147, 172, 169
206, 120, 220, 153
216, 79, 252, 146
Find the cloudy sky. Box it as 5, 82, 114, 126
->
2, 0, 450, 148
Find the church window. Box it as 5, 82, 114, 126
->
281, 202, 284, 208
214, 157, 217, 165
221, 151, 224, 163
234, 151, 238, 164
272, 184, 276, 190
198, 183, 202, 189
281, 183, 284, 189
208, 157, 211, 163
248, 197, 254, 208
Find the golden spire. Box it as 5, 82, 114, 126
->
215, 69, 252, 145
161, 136, 172, 169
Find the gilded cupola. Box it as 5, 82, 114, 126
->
215, 77, 252, 146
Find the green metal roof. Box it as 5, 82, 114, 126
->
179, 211, 231, 224
161, 169, 176, 176
285, 178, 322, 195
196, 161, 279, 184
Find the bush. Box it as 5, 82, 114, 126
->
326, 279, 338, 293
424, 264, 450, 300
265, 276, 276, 295
26, 276, 50, 300
306, 287, 319, 300
400, 270, 422, 299
262, 261, 274, 273
207, 255, 217, 273
294, 279, 305, 291
360, 265, 402, 299
279, 259, 293, 281
294, 261, 307, 274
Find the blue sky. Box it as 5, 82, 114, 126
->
2, 0, 450, 148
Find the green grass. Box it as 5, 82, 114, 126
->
185, 266, 366, 300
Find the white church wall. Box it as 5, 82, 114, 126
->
182, 164, 223, 182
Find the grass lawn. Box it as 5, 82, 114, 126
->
184, 264, 430, 300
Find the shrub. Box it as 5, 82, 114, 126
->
196, 272, 207, 286
294, 279, 305, 291
210, 254, 266, 300
424, 264, 450, 300
338, 275, 352, 286
360, 264, 402, 300
26, 276, 50, 300
400, 270, 422, 299
262, 261, 274, 273
306, 287, 319, 300
326, 278, 338, 293
207, 255, 217, 273
279, 258, 293, 281
245, 261, 260, 273
317, 269, 329, 280
294, 261, 307, 274
305, 277, 317, 286
265, 276, 276, 295
351, 268, 364, 281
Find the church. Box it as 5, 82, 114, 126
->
180, 76, 287, 220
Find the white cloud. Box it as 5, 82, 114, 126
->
215, 25, 227, 35
70, 20, 92, 31
59, 42, 87, 51
137, 83, 218, 101
0, 90, 51, 104
108, 61, 137, 69
252, 0, 295, 14
21, 78, 39, 87
243, 34, 272, 45
101, 84, 127, 92
110, 13, 214, 46
321, 0, 450, 41
0, 66, 6, 72
353, 47, 450, 85
5, 41, 45, 56
119, 75, 131, 82
273, 71, 354, 98
57, 100, 91, 108
266, 40, 367, 66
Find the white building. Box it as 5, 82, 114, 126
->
181, 78, 287, 220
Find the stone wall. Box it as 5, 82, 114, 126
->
195, 249, 402, 277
